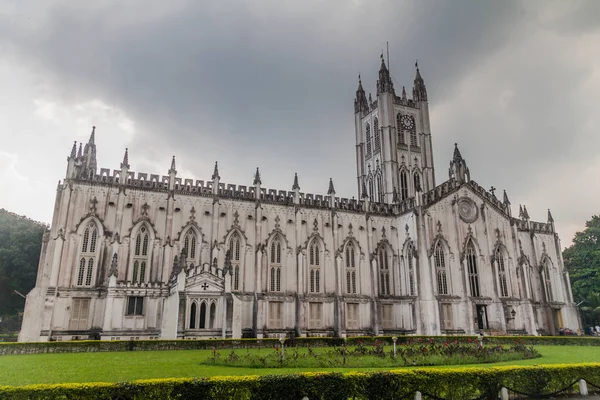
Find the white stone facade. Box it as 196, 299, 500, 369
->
19, 60, 579, 342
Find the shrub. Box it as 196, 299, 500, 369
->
2, 364, 600, 399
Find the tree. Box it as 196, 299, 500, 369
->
563, 215, 600, 327
0, 209, 48, 320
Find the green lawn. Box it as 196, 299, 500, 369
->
0, 345, 598, 387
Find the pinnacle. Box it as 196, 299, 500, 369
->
503, 189, 511, 205
89, 126, 96, 144
327, 178, 336, 195
292, 172, 300, 190
253, 167, 261, 185
70, 141, 77, 159
169, 155, 176, 174
548, 209, 554, 223
120, 148, 130, 169
453, 143, 463, 161
77, 143, 83, 158
212, 161, 220, 181
361, 181, 369, 199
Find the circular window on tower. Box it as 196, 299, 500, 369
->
457, 197, 478, 223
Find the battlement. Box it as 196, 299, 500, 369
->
513, 218, 554, 234
73, 167, 412, 216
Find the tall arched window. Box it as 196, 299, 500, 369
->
407, 243, 416, 296
199, 302, 206, 329
345, 242, 357, 294
183, 230, 198, 267
409, 117, 418, 147
269, 238, 282, 292
400, 170, 408, 200
189, 302, 197, 329
373, 118, 380, 153
77, 221, 98, 287
377, 173, 383, 203
434, 242, 448, 295
495, 247, 509, 297
542, 260, 553, 302
229, 232, 242, 291
378, 247, 390, 295
466, 242, 480, 297
309, 241, 321, 293
413, 172, 421, 193
365, 124, 372, 158
209, 302, 216, 329
132, 225, 150, 284
368, 176, 374, 202
396, 114, 405, 144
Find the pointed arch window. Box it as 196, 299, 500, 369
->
229, 232, 242, 291
466, 242, 480, 297
309, 241, 321, 293
373, 118, 380, 153
400, 170, 408, 200
434, 242, 448, 295
77, 221, 98, 287
409, 117, 418, 147
365, 123, 372, 158
542, 260, 553, 302
132, 226, 151, 284
396, 114, 405, 144
189, 302, 197, 329
378, 246, 391, 296
269, 238, 282, 292
413, 172, 421, 193
407, 243, 416, 296
377, 173, 383, 203
183, 230, 198, 267
209, 302, 216, 329
199, 302, 207, 329
345, 242, 357, 294
495, 247, 509, 298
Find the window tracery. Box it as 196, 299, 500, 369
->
345, 242, 357, 294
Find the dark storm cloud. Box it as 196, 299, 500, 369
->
1, 0, 598, 242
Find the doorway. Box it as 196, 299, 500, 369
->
476, 305, 489, 331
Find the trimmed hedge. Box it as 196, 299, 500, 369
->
2, 335, 600, 356
1, 364, 599, 399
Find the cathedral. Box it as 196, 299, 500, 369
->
19, 58, 580, 342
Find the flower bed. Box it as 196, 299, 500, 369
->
203, 338, 539, 368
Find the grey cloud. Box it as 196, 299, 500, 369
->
1, 0, 598, 243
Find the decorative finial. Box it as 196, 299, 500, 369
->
89, 126, 96, 144
547, 209, 554, 223
169, 155, 176, 173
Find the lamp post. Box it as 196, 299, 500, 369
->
392, 336, 398, 358
279, 337, 286, 361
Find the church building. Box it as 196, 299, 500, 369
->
19, 58, 580, 342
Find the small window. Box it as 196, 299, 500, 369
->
127, 296, 144, 316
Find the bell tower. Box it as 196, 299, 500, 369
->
354, 58, 435, 204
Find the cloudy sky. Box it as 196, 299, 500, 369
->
1, 0, 599, 248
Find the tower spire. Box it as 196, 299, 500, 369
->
376, 53, 394, 95
354, 73, 369, 114
292, 173, 300, 190
212, 161, 220, 181
77, 143, 83, 159
547, 209, 554, 223
253, 167, 261, 185
413, 60, 428, 101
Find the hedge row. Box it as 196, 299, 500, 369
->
2, 335, 600, 356
1, 364, 599, 399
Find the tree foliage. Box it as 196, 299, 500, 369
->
563, 215, 600, 325
0, 209, 48, 320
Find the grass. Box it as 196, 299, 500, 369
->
0, 345, 598, 387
